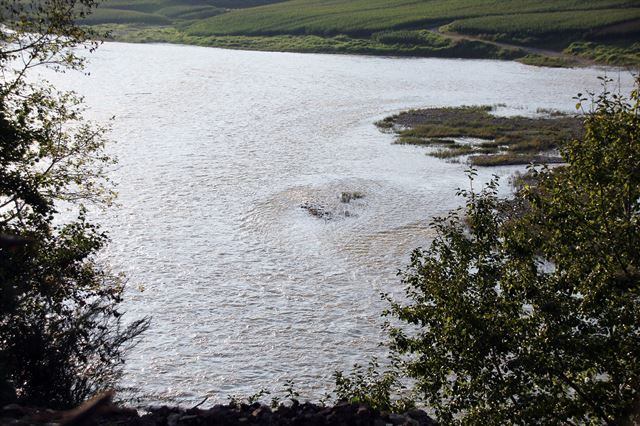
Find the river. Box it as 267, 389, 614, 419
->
47, 42, 636, 406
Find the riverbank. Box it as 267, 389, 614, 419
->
99, 25, 526, 61
1, 396, 438, 425
97, 24, 640, 68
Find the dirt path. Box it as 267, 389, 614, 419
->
427, 26, 594, 66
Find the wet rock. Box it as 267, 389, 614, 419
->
200, 405, 228, 423
2, 400, 438, 426
389, 412, 408, 425
2, 404, 25, 418
167, 412, 182, 426
340, 191, 364, 203
4, 420, 31, 426
276, 404, 294, 418
357, 404, 375, 421
300, 202, 333, 220
406, 408, 437, 425
178, 414, 201, 425
251, 406, 270, 418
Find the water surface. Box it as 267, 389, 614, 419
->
49, 43, 635, 405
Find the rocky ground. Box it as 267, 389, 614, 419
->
1, 397, 438, 425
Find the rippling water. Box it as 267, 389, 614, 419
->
47, 43, 635, 406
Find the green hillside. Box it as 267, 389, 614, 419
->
186, 0, 637, 38
81, 0, 285, 25
88, 0, 640, 67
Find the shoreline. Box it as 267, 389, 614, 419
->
1, 395, 438, 425
101, 37, 632, 75
95, 25, 590, 68
92, 23, 640, 69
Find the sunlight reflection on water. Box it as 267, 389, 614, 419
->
46, 43, 635, 405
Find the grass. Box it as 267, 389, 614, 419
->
564, 41, 640, 66
444, 8, 640, 47
100, 25, 523, 60
516, 54, 582, 68
185, 0, 634, 37
157, 6, 225, 20
81, 0, 640, 66
80, 0, 283, 25
470, 154, 565, 166
80, 9, 173, 25
377, 106, 583, 166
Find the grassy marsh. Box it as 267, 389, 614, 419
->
377, 106, 583, 166
516, 54, 582, 68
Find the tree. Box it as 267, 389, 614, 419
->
0, 0, 149, 408
387, 78, 640, 425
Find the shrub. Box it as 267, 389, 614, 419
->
0, 0, 149, 409
387, 78, 640, 424
334, 360, 414, 413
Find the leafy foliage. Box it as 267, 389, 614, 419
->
0, 0, 149, 409
387, 78, 640, 424
334, 359, 415, 414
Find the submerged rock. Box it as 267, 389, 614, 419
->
339, 191, 364, 203
300, 202, 333, 220
300, 190, 364, 220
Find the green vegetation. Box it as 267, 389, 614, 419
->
444, 8, 640, 47
516, 53, 581, 68
82, 0, 639, 66
470, 153, 564, 166
186, 0, 633, 37
103, 25, 523, 59
79, 0, 282, 25
0, 0, 148, 408
81, 8, 174, 25
334, 360, 414, 413
565, 41, 640, 66
383, 79, 640, 423
377, 106, 583, 166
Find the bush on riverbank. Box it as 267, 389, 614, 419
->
384, 78, 640, 424
0, 0, 148, 409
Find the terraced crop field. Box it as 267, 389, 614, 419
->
82, 0, 285, 25
444, 8, 640, 46
185, 0, 638, 39
84, 0, 640, 66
